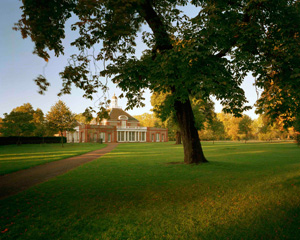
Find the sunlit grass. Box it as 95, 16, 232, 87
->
0, 143, 107, 175
0, 142, 299, 239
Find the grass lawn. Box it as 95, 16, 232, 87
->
1, 142, 299, 239
0, 143, 107, 175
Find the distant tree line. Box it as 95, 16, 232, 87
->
1, 99, 298, 146
134, 94, 299, 144
0, 101, 76, 146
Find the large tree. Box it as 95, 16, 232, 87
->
46, 100, 77, 147
0, 111, 36, 140
151, 92, 215, 144
16, 0, 300, 163
0, 103, 38, 141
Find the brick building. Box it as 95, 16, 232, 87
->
65, 94, 168, 143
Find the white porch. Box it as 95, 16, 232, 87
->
117, 127, 147, 142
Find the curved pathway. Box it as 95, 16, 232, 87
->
0, 143, 119, 200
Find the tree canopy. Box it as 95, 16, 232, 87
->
46, 100, 77, 146
16, 0, 300, 163
0, 103, 45, 138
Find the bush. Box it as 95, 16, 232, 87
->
0, 136, 66, 145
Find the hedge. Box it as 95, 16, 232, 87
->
0, 136, 67, 145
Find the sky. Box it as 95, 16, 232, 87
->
0, 1, 260, 119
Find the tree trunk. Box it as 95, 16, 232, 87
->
174, 98, 208, 164
60, 131, 64, 147
138, 1, 207, 164
175, 131, 182, 144
17, 135, 21, 145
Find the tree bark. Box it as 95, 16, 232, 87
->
60, 131, 64, 147
175, 130, 182, 144
138, 1, 207, 164
174, 98, 208, 164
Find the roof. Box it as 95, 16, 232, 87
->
108, 108, 139, 122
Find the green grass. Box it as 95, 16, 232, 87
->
1, 142, 300, 239
0, 143, 107, 175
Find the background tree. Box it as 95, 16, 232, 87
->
133, 113, 159, 127
218, 113, 241, 141
32, 108, 48, 139
0, 103, 40, 141
16, 0, 300, 163
75, 113, 93, 125
293, 114, 300, 146
0, 111, 36, 144
46, 100, 77, 147
150, 92, 182, 144
208, 116, 225, 144
238, 115, 253, 143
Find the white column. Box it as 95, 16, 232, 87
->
124, 131, 127, 142
127, 131, 129, 142
137, 131, 139, 142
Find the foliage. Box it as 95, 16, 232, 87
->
238, 115, 253, 143
150, 92, 215, 137
217, 113, 242, 140
0, 110, 36, 138
208, 115, 226, 142
1, 142, 300, 239
133, 113, 159, 127
0, 103, 57, 140
75, 113, 92, 124
46, 101, 77, 146
15, 0, 300, 162
294, 114, 300, 146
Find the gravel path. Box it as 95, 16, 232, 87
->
0, 143, 118, 200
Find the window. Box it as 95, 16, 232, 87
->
140, 132, 145, 142
121, 121, 126, 128
162, 134, 165, 142
100, 132, 105, 142
108, 134, 111, 142
118, 131, 124, 141
152, 134, 154, 142
156, 133, 160, 142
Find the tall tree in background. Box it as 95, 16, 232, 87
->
218, 113, 241, 140
0, 103, 38, 143
0, 111, 36, 143
16, 0, 300, 163
208, 116, 225, 144
46, 100, 77, 147
238, 115, 253, 143
133, 113, 159, 128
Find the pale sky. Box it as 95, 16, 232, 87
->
0, 1, 259, 119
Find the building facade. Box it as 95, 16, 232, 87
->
65, 94, 168, 143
